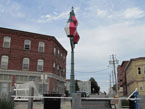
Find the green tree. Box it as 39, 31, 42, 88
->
89, 77, 100, 94
75, 80, 80, 92
112, 84, 116, 91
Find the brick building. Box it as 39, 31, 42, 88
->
117, 61, 128, 96
0, 27, 67, 96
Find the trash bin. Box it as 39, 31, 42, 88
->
43, 94, 61, 109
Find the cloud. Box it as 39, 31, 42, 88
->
95, 7, 145, 20
38, 7, 79, 23
96, 9, 108, 17
0, 1, 25, 18
121, 8, 145, 19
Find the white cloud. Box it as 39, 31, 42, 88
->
108, 8, 145, 20
96, 9, 108, 17
121, 8, 145, 19
38, 7, 80, 23
0, 1, 25, 18
38, 10, 69, 23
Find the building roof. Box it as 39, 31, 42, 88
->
121, 61, 129, 67
125, 57, 145, 71
0, 27, 67, 53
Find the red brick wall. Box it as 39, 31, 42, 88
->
0, 28, 67, 78
117, 61, 128, 96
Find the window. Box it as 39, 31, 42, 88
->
1, 56, 9, 69
37, 59, 44, 71
138, 67, 141, 75
24, 40, 31, 50
2, 83, 8, 94
58, 49, 60, 56
139, 83, 143, 91
29, 76, 36, 81
39, 84, 48, 95
140, 86, 143, 91
61, 53, 62, 58
54, 47, 56, 56
38, 42, 45, 52
22, 58, 29, 70
3, 37, 11, 48
57, 65, 59, 70
53, 62, 56, 68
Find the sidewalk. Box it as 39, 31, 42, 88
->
61, 101, 71, 109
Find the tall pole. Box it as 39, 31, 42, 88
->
112, 70, 114, 86
112, 54, 117, 87
109, 54, 119, 96
70, 37, 75, 97
65, 7, 79, 97
109, 74, 111, 95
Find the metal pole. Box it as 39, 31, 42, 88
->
28, 87, 34, 109
42, 75, 44, 95
70, 37, 75, 97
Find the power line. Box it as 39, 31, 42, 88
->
66, 67, 111, 73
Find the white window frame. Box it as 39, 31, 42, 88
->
2, 83, 8, 94
139, 83, 144, 91
24, 40, 31, 50
22, 58, 29, 70
54, 47, 56, 56
38, 42, 45, 52
58, 49, 60, 56
1, 55, 9, 69
57, 65, 59, 70
3, 37, 11, 48
37, 59, 44, 72
53, 62, 56, 68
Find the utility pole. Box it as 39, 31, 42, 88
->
109, 74, 111, 95
112, 70, 114, 86
109, 54, 119, 97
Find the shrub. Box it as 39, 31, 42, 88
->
0, 98, 15, 109
121, 99, 129, 106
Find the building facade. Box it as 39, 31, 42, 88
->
0, 27, 67, 96
117, 61, 128, 96
125, 57, 145, 95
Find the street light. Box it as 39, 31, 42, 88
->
64, 7, 80, 97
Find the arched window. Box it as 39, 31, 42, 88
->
37, 59, 44, 71
23, 58, 29, 70
1, 56, 9, 69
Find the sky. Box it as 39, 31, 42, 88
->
1, 0, 145, 93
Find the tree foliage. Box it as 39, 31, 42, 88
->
75, 80, 80, 92
89, 77, 100, 94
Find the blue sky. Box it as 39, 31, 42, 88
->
1, 0, 145, 93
